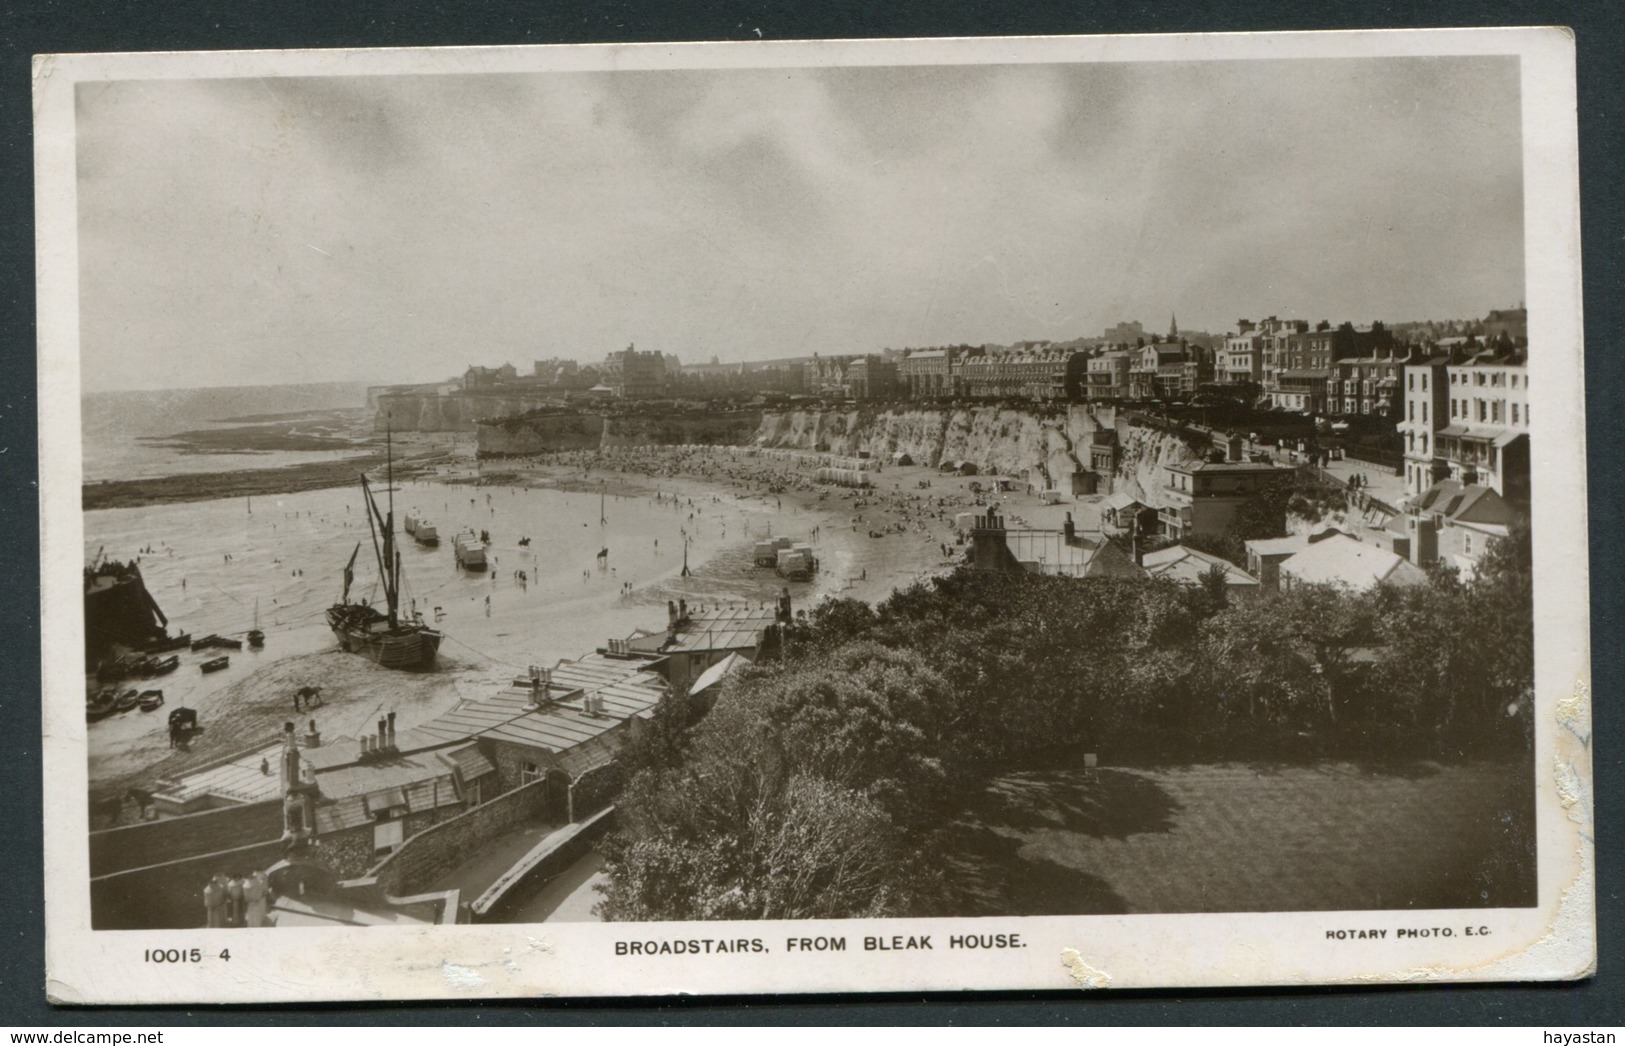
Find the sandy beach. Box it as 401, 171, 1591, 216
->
84, 441, 1110, 806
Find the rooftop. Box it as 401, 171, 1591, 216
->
1141, 545, 1260, 589
1407, 481, 1514, 529
663, 604, 781, 654
1167, 460, 1284, 475
1280, 534, 1428, 591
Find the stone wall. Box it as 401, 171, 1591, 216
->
89, 800, 284, 877
90, 838, 286, 930
367, 779, 554, 897
571, 763, 622, 820
471, 807, 617, 923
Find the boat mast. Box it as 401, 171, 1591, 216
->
384, 418, 398, 627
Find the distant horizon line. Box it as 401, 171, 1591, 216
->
76, 308, 1521, 397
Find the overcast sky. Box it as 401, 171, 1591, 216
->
75, 56, 1523, 392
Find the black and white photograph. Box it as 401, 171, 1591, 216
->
36, 30, 1592, 1002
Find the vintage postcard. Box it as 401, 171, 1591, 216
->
36, 29, 1592, 1003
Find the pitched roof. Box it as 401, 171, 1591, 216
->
690, 652, 748, 696
1141, 545, 1260, 589
1408, 481, 1514, 528
1280, 534, 1427, 590
662, 604, 779, 654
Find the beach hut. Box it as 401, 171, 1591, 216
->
1040, 489, 1068, 505
956, 461, 980, 476
891, 451, 914, 466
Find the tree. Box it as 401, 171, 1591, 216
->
596, 642, 954, 921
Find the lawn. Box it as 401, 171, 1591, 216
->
943, 759, 1535, 915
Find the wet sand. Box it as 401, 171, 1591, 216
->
85, 442, 1109, 801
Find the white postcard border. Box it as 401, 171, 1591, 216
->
36, 28, 1592, 1003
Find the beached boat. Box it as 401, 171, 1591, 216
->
113, 689, 141, 713
199, 656, 230, 673
83, 553, 169, 668
190, 634, 243, 652
247, 598, 264, 648
453, 530, 486, 571
86, 690, 118, 722
325, 430, 442, 670
148, 655, 179, 675
137, 690, 165, 712
144, 633, 191, 654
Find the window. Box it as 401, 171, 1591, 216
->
1408, 402, 1415, 422
1422, 402, 1428, 423
1422, 373, 1429, 390
1408, 373, 1415, 391
1451, 399, 1458, 419
521, 761, 542, 786
1421, 433, 1428, 454
1478, 401, 1487, 422
1512, 403, 1520, 425
1492, 401, 1502, 423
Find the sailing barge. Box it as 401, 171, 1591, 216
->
325, 437, 442, 670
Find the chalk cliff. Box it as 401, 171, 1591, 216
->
753, 406, 1211, 506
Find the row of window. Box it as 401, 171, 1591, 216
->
1450, 369, 1525, 388
1448, 398, 1526, 425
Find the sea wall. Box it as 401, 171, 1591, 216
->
754, 406, 1210, 504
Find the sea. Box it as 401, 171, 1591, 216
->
80, 384, 831, 764
81, 381, 375, 483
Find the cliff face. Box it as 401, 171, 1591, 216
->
754, 406, 1209, 505
477, 413, 604, 457
477, 410, 763, 457
600, 410, 763, 450
379, 391, 564, 432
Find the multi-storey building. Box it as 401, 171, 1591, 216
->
898, 348, 960, 399
847, 356, 899, 401
808, 354, 859, 397
1330, 347, 1408, 418
1256, 316, 1311, 393
601, 344, 669, 399
1128, 343, 1188, 400
1437, 348, 1530, 503
1103, 320, 1144, 345
1085, 350, 1133, 401
1399, 354, 1453, 498
463, 363, 519, 389
959, 348, 1088, 401
1218, 321, 1265, 384
1158, 459, 1289, 542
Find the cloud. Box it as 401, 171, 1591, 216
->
72, 55, 1524, 392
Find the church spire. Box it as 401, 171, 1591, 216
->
1169, 312, 1178, 339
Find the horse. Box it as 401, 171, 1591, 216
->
127, 787, 156, 820
91, 787, 157, 827
90, 794, 124, 827
293, 685, 323, 712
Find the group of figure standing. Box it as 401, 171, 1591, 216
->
203, 869, 270, 928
